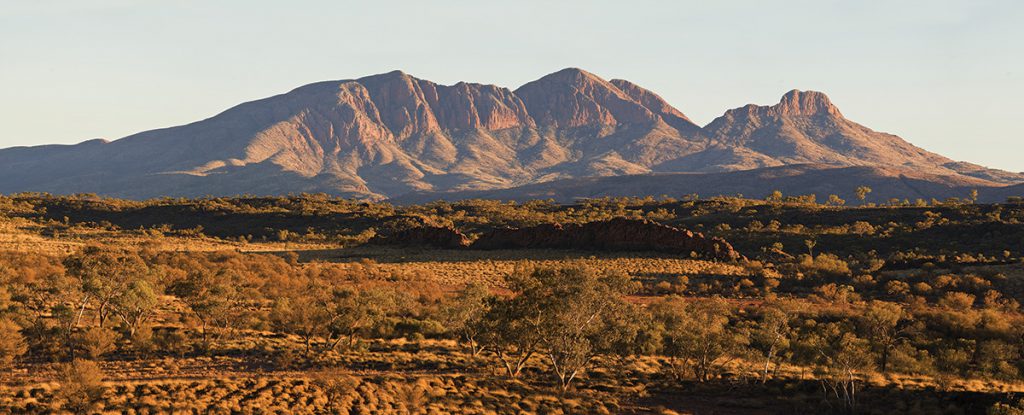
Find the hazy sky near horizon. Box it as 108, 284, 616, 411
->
1, 0, 1022, 171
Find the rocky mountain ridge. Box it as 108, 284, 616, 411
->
1, 68, 1021, 201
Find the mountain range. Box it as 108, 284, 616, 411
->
2, 68, 1022, 202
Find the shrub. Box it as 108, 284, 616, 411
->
393, 381, 429, 414
989, 400, 1024, 415
393, 318, 445, 340
75, 326, 118, 359
130, 324, 156, 357
22, 322, 66, 362
814, 283, 858, 304
272, 348, 301, 370
56, 359, 106, 413
938, 292, 976, 310
310, 367, 360, 413
153, 328, 190, 357
0, 318, 27, 370
798, 254, 852, 277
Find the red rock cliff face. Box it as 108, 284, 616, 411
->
356, 71, 443, 140
357, 71, 536, 135
469, 218, 743, 261
430, 82, 535, 131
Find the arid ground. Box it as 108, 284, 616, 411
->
1, 194, 1023, 414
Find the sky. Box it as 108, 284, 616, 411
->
1, 0, 1022, 172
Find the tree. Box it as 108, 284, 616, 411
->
804, 239, 817, 257
51, 303, 81, 359
268, 276, 396, 355
478, 295, 543, 379
329, 287, 397, 350
170, 269, 257, 350
810, 322, 874, 413
479, 266, 636, 388
855, 186, 872, 203
64, 246, 149, 328
270, 276, 335, 355
653, 296, 743, 382
593, 302, 661, 363
15, 267, 87, 328
441, 282, 492, 356
858, 300, 907, 373
828, 194, 846, 206
531, 268, 635, 390
750, 300, 798, 383
111, 278, 159, 337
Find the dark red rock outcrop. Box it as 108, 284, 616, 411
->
469, 218, 743, 261
369, 225, 470, 249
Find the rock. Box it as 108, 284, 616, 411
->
369, 225, 470, 249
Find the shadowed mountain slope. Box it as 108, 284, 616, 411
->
392, 164, 1017, 205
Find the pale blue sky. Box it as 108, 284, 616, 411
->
1, 0, 1021, 171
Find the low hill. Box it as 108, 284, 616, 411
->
393, 164, 1018, 204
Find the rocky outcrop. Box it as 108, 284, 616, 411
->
470, 218, 743, 261
369, 225, 470, 249
772, 89, 842, 117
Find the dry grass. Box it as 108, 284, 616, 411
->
1, 368, 618, 414
0, 218, 83, 255
308, 246, 753, 288
5, 336, 1020, 414
0, 217, 335, 256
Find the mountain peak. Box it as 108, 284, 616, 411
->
357, 69, 417, 84
515, 68, 658, 128
774, 89, 842, 117
80, 138, 110, 145
538, 67, 601, 83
